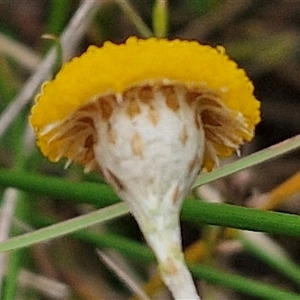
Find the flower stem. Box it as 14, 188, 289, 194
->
131, 206, 200, 299
156, 241, 200, 299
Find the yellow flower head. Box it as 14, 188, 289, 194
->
30, 37, 260, 171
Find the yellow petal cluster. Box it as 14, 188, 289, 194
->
30, 37, 260, 165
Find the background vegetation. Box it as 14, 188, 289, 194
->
1, 1, 300, 299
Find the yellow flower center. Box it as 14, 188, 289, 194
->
30, 37, 260, 171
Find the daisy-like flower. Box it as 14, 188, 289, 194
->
30, 37, 260, 300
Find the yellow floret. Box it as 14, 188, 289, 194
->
31, 37, 259, 127
30, 37, 260, 166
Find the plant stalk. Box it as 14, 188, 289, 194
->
131, 204, 200, 299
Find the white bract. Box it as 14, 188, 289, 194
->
93, 83, 204, 299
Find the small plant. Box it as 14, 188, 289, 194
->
1, 1, 300, 299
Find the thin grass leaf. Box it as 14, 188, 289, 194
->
2, 169, 300, 237
182, 199, 300, 236
0, 168, 119, 207
0, 203, 128, 252
193, 133, 300, 188
115, 0, 153, 38
189, 263, 300, 300
46, 0, 70, 37
24, 214, 300, 300
152, 0, 169, 38
240, 231, 300, 286
97, 250, 152, 300
0, 0, 101, 138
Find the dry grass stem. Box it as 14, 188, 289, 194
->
97, 249, 152, 300
0, 188, 18, 293
0, 33, 40, 71
0, 0, 102, 138
18, 269, 70, 299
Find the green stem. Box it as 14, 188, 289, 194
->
2, 198, 300, 253
0, 57, 17, 103
0, 168, 119, 207
182, 199, 300, 236
2, 169, 300, 237
189, 263, 300, 300
46, 0, 70, 36
152, 0, 169, 38
31, 214, 155, 262
0, 203, 128, 252
17, 215, 300, 300
43, 0, 70, 55
1, 249, 23, 300
115, 0, 153, 37
193, 133, 300, 188
240, 231, 300, 286
2, 118, 30, 299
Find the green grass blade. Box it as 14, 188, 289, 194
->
189, 263, 300, 300
0, 203, 128, 252
2, 169, 300, 236
17, 214, 300, 300
1, 249, 23, 300
152, 0, 169, 37
193, 133, 300, 188
116, 0, 153, 38
33, 215, 155, 263
181, 199, 300, 236
240, 231, 300, 286
0, 168, 119, 207
2, 195, 300, 253
46, 0, 70, 36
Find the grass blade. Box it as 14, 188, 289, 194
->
0, 203, 128, 252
